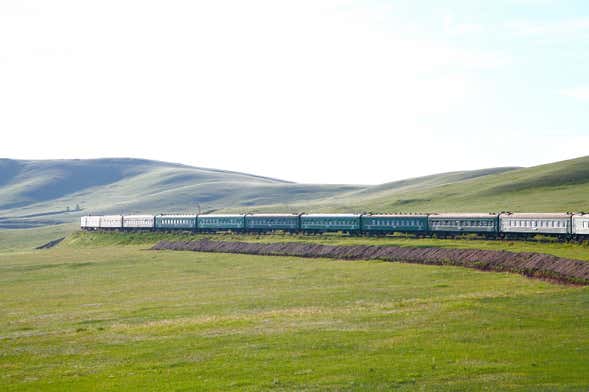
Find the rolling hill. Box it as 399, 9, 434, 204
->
253, 155, 589, 213
0, 158, 360, 228
0, 155, 588, 229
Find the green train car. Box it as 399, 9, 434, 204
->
197, 214, 245, 231
155, 214, 197, 230
361, 214, 428, 233
300, 214, 361, 233
245, 214, 300, 232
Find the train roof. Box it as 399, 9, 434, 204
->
198, 214, 245, 218
246, 213, 300, 217
499, 213, 571, 218
429, 213, 498, 218
301, 213, 361, 218
123, 215, 154, 219
157, 214, 197, 218
363, 214, 429, 218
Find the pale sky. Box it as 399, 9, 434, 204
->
1, 0, 588, 184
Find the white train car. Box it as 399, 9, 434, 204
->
81, 216, 101, 230
499, 213, 571, 236
123, 215, 155, 230
572, 213, 589, 237
428, 213, 499, 234
100, 215, 123, 229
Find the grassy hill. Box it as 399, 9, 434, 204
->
252, 156, 589, 213
1, 155, 588, 229
0, 158, 360, 228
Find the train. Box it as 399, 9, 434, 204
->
81, 212, 589, 240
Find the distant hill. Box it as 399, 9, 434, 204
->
254, 156, 589, 213
1, 156, 588, 229
0, 158, 359, 228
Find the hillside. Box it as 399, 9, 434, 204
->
1, 156, 588, 229
0, 158, 360, 228
251, 156, 589, 213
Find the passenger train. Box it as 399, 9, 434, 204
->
81, 212, 589, 240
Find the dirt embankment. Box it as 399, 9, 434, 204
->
151, 239, 589, 285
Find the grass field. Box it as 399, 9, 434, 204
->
1, 234, 588, 390
68, 230, 589, 262
0, 224, 76, 253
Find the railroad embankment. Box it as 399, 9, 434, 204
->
152, 239, 589, 285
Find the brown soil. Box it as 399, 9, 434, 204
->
152, 239, 589, 285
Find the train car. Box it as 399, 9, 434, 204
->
361, 214, 428, 234
572, 213, 589, 238
300, 213, 361, 233
99, 215, 123, 230
499, 213, 571, 237
122, 215, 155, 230
155, 214, 197, 231
245, 213, 300, 232
429, 213, 499, 236
197, 214, 245, 232
81, 216, 100, 230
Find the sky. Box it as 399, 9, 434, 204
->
0, 0, 588, 184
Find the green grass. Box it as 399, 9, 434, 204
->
67, 231, 589, 262
0, 223, 76, 253
1, 238, 588, 390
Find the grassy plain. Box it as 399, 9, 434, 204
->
0, 234, 588, 391
68, 230, 589, 262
